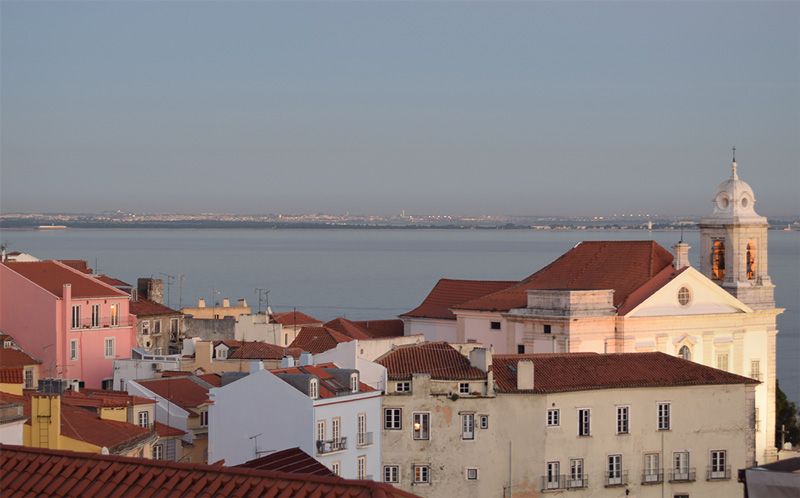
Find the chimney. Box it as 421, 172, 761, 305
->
517, 359, 534, 391
222, 298, 230, 308
672, 241, 691, 269
237, 299, 247, 307
300, 351, 313, 366
281, 355, 295, 368
30, 394, 60, 448
469, 348, 492, 372
197, 299, 206, 308
250, 360, 264, 373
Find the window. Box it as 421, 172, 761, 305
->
284, 333, 288, 345
91, 304, 101, 327
490, 321, 501, 330
479, 415, 489, 429
546, 461, 561, 489
153, 320, 161, 335
101, 379, 113, 390
153, 444, 163, 460
317, 420, 326, 441
110, 303, 120, 326
396, 381, 411, 392
746, 242, 756, 279
459, 382, 470, 394
142, 320, 150, 336
462, 414, 474, 440
200, 410, 208, 427
616, 406, 629, 434
70, 339, 79, 361
332, 417, 341, 444
710, 450, 728, 479
24, 369, 33, 389
72, 305, 81, 329
413, 413, 429, 440
331, 461, 340, 476
216, 347, 228, 360
677, 287, 691, 307
350, 373, 359, 393
546, 408, 560, 427
644, 453, 660, 483
384, 408, 402, 429
712, 240, 726, 280
309, 378, 318, 399
607, 455, 623, 486
750, 360, 761, 380
104, 337, 115, 358
658, 403, 671, 430
357, 456, 367, 480
578, 409, 590, 436
358, 413, 367, 446
517, 344, 525, 354
672, 452, 691, 481
384, 465, 399, 483
119, 379, 125, 391
543, 324, 552, 334
569, 459, 585, 489
466, 468, 478, 481
678, 345, 691, 361
717, 353, 729, 372
413, 465, 430, 484
138, 411, 149, 428
169, 318, 179, 339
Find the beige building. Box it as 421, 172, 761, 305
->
180, 338, 302, 374
377, 342, 756, 498
181, 297, 251, 320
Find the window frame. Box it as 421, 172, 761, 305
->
91, 304, 101, 328
24, 369, 33, 389
350, 373, 359, 393
657, 402, 671, 431
357, 412, 367, 446
466, 467, 479, 481
569, 458, 584, 486
384, 408, 402, 430
384, 465, 399, 483
644, 453, 660, 483
546, 461, 560, 489
479, 414, 489, 429
547, 408, 560, 427
412, 412, 430, 440
616, 405, 630, 434
153, 444, 163, 460
490, 321, 501, 330
309, 378, 319, 399
70, 339, 79, 361
608, 454, 623, 485
316, 420, 326, 442
142, 320, 150, 336
396, 381, 411, 392
72, 305, 81, 329
710, 450, 727, 479
331, 461, 340, 476
461, 413, 475, 440
138, 410, 149, 428
577, 408, 590, 436
104, 337, 115, 359
200, 410, 209, 427
357, 455, 367, 480
459, 382, 470, 394
413, 464, 430, 484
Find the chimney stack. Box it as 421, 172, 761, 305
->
517, 359, 534, 391
281, 355, 295, 368
672, 241, 691, 269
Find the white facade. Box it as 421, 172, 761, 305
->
113, 348, 183, 391
313, 340, 389, 391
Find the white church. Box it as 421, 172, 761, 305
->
401, 157, 781, 464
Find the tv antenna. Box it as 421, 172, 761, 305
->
256, 288, 270, 313
159, 273, 175, 308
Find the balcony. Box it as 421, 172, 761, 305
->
669, 468, 696, 482
540, 475, 566, 491
316, 437, 347, 455
567, 476, 588, 489
356, 431, 373, 448
707, 466, 731, 480
73, 316, 134, 329
605, 470, 627, 487
358, 475, 373, 481
641, 470, 664, 485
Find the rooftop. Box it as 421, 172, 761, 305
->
234, 447, 334, 477
402, 278, 517, 320
135, 375, 217, 410
270, 311, 322, 327
2, 260, 130, 299
377, 342, 487, 381
289, 326, 354, 355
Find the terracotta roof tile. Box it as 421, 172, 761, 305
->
0, 366, 23, 384
402, 278, 518, 319
352, 319, 405, 338
270, 311, 322, 327
130, 298, 180, 317
61, 389, 155, 409
456, 241, 675, 312
0, 344, 41, 367
2, 261, 130, 299
492, 352, 759, 393
323, 318, 372, 340
0, 445, 422, 497
270, 364, 376, 399
235, 447, 334, 477
377, 342, 488, 381
228, 342, 302, 360
135, 376, 214, 410
154, 421, 187, 438
95, 274, 131, 288
289, 326, 354, 355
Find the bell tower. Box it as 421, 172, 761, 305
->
698, 150, 775, 309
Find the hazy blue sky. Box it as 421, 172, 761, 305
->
2, 1, 798, 217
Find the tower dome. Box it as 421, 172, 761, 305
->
709, 160, 761, 219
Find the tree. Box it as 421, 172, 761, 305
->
775, 381, 800, 448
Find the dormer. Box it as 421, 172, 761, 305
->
215, 344, 229, 360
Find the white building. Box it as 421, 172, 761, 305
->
208, 357, 382, 480
113, 348, 183, 391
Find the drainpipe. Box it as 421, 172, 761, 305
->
508, 439, 513, 498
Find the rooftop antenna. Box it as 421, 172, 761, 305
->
731, 146, 738, 179
0, 241, 10, 262
159, 273, 175, 308
177, 274, 185, 309
256, 288, 270, 314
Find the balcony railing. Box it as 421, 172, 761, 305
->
605, 470, 627, 487
567, 476, 588, 489
669, 468, 696, 482
72, 316, 134, 329
357, 431, 373, 448
641, 470, 664, 485
316, 437, 347, 455
540, 475, 566, 491
358, 475, 373, 481
707, 466, 731, 480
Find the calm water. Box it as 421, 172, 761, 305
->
2, 228, 798, 401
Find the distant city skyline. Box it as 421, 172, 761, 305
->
2, 1, 798, 217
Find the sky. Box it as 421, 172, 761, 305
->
1, 1, 798, 217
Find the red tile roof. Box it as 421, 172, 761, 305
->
0, 344, 41, 367
616, 265, 688, 315
228, 342, 303, 360
353, 319, 405, 338
492, 352, 759, 393
61, 389, 155, 409
0, 366, 23, 384
135, 376, 214, 410
271, 311, 321, 327
130, 298, 180, 317
271, 365, 376, 399
289, 326, 354, 355
377, 342, 488, 381
58, 260, 89, 271
154, 421, 187, 438
235, 447, 335, 477
0, 445, 422, 498
95, 274, 132, 288
455, 241, 675, 312
3, 261, 130, 299
323, 318, 372, 340
402, 278, 518, 319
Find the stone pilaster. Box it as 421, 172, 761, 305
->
733, 331, 745, 375
764, 330, 778, 463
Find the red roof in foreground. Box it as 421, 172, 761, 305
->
402, 278, 518, 320
0, 344, 41, 367
154, 421, 187, 438
289, 326, 354, 355
0, 445, 422, 498
377, 342, 488, 381
0, 366, 23, 384
235, 447, 334, 477
456, 241, 675, 312
271, 311, 322, 327
492, 352, 759, 393
2, 261, 129, 299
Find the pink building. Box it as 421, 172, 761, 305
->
0, 261, 136, 389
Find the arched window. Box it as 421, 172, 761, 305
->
678, 346, 691, 361
309, 378, 319, 399
712, 241, 725, 280
746, 242, 756, 279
